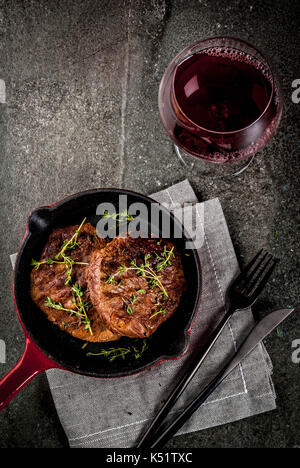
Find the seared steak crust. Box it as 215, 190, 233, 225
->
30, 223, 120, 342
87, 236, 185, 338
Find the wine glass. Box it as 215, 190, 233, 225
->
158, 37, 283, 177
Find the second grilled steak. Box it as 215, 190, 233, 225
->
87, 236, 185, 338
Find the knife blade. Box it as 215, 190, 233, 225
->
221, 307, 295, 380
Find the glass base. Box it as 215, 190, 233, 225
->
174, 145, 257, 178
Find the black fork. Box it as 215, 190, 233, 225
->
137, 249, 279, 448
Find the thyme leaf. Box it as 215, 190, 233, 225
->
86, 339, 148, 361
55, 218, 87, 259
155, 246, 175, 272
105, 274, 116, 284
87, 347, 131, 361
31, 257, 88, 275
150, 307, 167, 319
122, 295, 138, 315
44, 283, 93, 336
71, 283, 93, 335
32, 218, 88, 285
108, 254, 168, 298
45, 297, 85, 320
45, 297, 75, 313
31, 258, 65, 269
102, 210, 134, 223
132, 339, 148, 359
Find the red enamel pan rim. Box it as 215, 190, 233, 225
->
11, 187, 203, 379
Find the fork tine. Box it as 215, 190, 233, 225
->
246, 257, 279, 299
237, 249, 264, 277
244, 252, 274, 294
236, 249, 269, 290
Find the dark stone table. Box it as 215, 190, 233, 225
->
0, 0, 299, 448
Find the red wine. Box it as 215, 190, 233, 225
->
174, 50, 272, 133
158, 42, 282, 162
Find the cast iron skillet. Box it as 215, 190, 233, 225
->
0, 188, 202, 410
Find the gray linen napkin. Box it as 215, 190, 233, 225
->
10, 179, 276, 448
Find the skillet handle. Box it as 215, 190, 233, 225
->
0, 336, 59, 411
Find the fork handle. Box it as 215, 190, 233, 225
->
137, 308, 233, 448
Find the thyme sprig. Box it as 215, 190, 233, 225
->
31, 258, 88, 271
45, 285, 93, 336
132, 339, 148, 359
31, 258, 65, 269
86, 339, 148, 361
122, 295, 138, 315
62, 321, 81, 330
44, 297, 79, 315
105, 246, 175, 298
150, 307, 167, 319
87, 347, 131, 361
155, 246, 175, 272
36, 219, 93, 335
116, 254, 168, 298
63, 255, 89, 286
45, 296, 87, 322
55, 217, 87, 259
103, 210, 134, 223
31, 218, 88, 285
71, 283, 93, 335
55, 218, 88, 284
105, 274, 116, 285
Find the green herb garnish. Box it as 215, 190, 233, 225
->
105, 274, 116, 285
36, 219, 93, 336
86, 339, 148, 361
45, 297, 77, 314
31, 258, 65, 269
71, 283, 93, 335
105, 247, 174, 298
55, 218, 87, 259
155, 246, 175, 272
132, 339, 148, 359
150, 307, 167, 319
45, 283, 93, 336
87, 347, 131, 361
103, 210, 134, 223
31, 257, 88, 281
31, 218, 88, 285
122, 295, 138, 315
112, 253, 168, 298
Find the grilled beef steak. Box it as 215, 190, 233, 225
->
87, 236, 185, 338
30, 223, 120, 342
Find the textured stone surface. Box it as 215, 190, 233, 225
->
0, 0, 299, 448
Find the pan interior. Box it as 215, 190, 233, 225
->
14, 190, 201, 377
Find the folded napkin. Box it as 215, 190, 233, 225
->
10, 179, 276, 448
